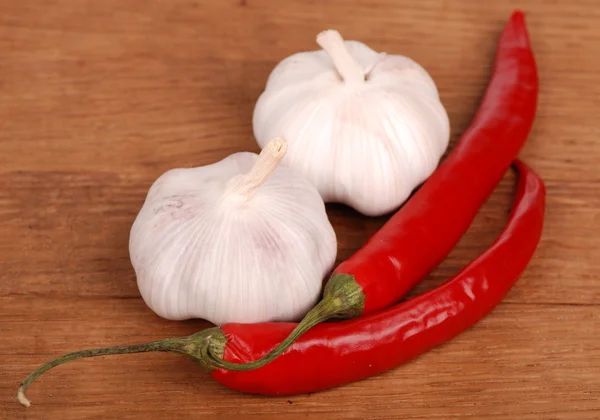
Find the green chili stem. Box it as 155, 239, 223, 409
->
202, 273, 366, 371
206, 298, 339, 371
17, 275, 365, 407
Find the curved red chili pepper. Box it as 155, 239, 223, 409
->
209, 158, 545, 395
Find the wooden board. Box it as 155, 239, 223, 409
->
1, 0, 599, 418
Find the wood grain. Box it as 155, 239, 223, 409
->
1, 0, 599, 418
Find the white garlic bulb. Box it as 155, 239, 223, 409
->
252, 30, 450, 216
129, 138, 337, 326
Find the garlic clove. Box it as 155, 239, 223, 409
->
129, 137, 337, 325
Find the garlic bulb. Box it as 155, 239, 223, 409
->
129, 138, 337, 325
252, 30, 450, 216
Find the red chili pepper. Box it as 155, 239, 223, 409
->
205, 158, 545, 395
197, 9, 540, 366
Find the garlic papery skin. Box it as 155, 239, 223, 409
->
252, 30, 451, 216
128, 137, 337, 326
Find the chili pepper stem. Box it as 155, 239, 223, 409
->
17, 276, 363, 404
200, 273, 366, 371
16, 331, 217, 407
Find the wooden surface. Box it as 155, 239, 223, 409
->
1, 0, 599, 418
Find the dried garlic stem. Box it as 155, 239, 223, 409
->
230, 136, 288, 199
317, 29, 365, 84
